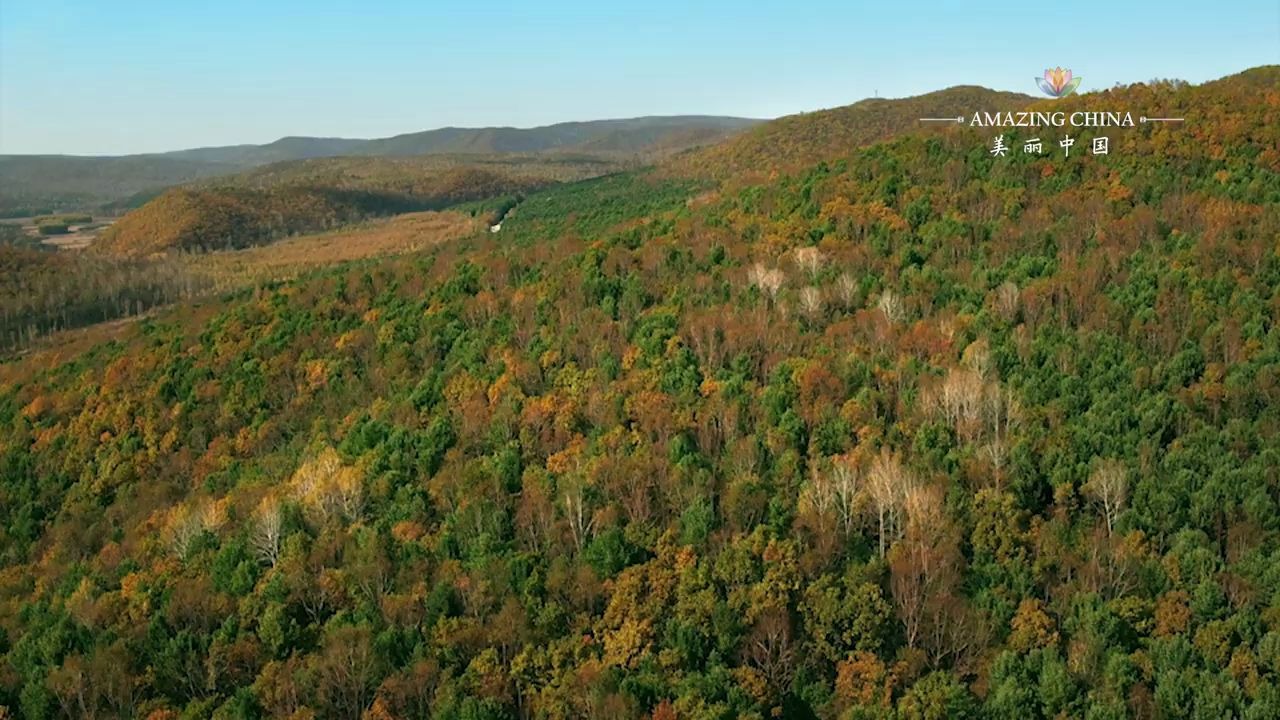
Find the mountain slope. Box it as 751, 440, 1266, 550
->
668, 86, 1037, 178
209, 154, 621, 190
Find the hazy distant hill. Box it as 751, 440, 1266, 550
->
157, 136, 370, 166
348, 116, 761, 157
0, 116, 760, 215
158, 116, 761, 164
0, 155, 240, 216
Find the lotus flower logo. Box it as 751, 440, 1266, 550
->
1037, 67, 1081, 98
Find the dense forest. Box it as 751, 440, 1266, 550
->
0, 246, 206, 352
0, 66, 1278, 719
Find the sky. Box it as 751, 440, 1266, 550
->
1, 0, 1277, 155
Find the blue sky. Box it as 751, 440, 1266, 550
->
1, 0, 1277, 155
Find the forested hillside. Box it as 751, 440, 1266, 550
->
667, 87, 1034, 181
95, 165, 556, 256
0, 67, 1278, 720
0, 211, 483, 353
5, 158, 588, 353
0, 245, 204, 352
221, 156, 621, 191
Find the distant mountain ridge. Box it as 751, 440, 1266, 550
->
0, 116, 762, 214
154, 116, 761, 165
155, 137, 371, 166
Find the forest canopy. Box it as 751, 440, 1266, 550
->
0, 66, 1278, 720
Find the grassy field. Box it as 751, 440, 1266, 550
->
191, 209, 482, 289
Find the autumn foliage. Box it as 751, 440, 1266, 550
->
0, 66, 1278, 718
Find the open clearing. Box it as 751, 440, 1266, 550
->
193, 209, 482, 289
